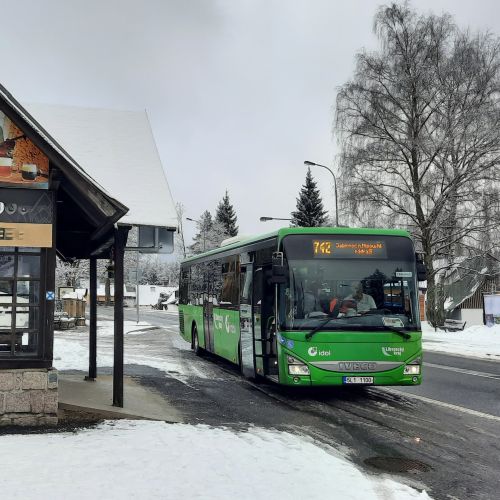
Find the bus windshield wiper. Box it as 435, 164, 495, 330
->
305, 322, 413, 341
383, 326, 411, 340
305, 317, 337, 340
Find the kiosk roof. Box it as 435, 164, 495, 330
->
25, 103, 177, 230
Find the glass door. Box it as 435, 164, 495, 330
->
0, 247, 42, 357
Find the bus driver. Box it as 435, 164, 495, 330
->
342, 281, 376, 315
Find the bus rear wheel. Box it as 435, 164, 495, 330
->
192, 325, 203, 356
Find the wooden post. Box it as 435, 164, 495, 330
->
86, 257, 97, 381
113, 226, 130, 407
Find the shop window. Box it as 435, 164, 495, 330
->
0, 247, 42, 356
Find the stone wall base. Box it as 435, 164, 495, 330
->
0, 368, 58, 426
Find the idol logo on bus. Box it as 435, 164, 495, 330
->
307, 346, 331, 357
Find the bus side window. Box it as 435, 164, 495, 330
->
240, 267, 252, 305
180, 267, 190, 304
221, 257, 239, 306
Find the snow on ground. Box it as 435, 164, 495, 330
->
46, 319, 435, 499
53, 319, 205, 381
0, 420, 430, 500
53, 320, 147, 371
422, 322, 500, 360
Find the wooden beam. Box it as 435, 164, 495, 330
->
87, 257, 97, 381
112, 226, 130, 407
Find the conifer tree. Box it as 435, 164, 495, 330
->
188, 210, 226, 255
290, 168, 328, 227
215, 190, 238, 237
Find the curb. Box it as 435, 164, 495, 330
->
58, 402, 180, 423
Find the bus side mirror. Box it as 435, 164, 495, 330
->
416, 253, 427, 281
270, 251, 287, 284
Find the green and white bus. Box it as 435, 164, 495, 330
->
178, 227, 424, 386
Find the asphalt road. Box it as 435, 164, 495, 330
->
98, 306, 500, 500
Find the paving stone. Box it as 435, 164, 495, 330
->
22, 371, 47, 390
30, 391, 45, 413
5, 392, 31, 413
14, 415, 39, 426
0, 416, 12, 426
44, 392, 58, 414
38, 415, 58, 426
47, 369, 58, 389
0, 373, 15, 391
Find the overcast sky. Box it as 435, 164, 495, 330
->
2, 0, 499, 245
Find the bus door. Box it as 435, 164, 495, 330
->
239, 263, 255, 377
203, 269, 215, 352
254, 265, 278, 381
252, 266, 278, 377
252, 267, 264, 375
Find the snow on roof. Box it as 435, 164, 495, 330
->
24, 103, 177, 229
0, 84, 124, 218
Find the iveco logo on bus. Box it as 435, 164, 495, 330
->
339, 362, 376, 371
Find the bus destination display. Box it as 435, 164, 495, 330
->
312, 240, 387, 259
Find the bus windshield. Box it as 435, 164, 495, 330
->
279, 234, 420, 331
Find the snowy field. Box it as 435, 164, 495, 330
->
422, 322, 500, 360
1, 420, 430, 500
1, 320, 436, 500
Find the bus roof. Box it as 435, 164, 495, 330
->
181, 227, 412, 264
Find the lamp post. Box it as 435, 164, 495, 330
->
259, 216, 293, 222
304, 160, 339, 227
186, 217, 206, 251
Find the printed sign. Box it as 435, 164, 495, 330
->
0, 190, 53, 247
0, 111, 49, 189
484, 294, 500, 327
312, 240, 387, 259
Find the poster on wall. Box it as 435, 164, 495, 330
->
483, 294, 500, 327
0, 189, 53, 247
0, 111, 49, 189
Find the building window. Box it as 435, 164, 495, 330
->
0, 247, 42, 356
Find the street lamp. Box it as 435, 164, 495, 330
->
304, 160, 339, 227
186, 217, 206, 251
260, 216, 292, 222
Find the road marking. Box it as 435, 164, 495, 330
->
382, 388, 500, 422
425, 362, 500, 380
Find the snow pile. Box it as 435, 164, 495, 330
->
0, 420, 430, 500
422, 322, 500, 359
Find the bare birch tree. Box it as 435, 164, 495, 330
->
336, 2, 500, 325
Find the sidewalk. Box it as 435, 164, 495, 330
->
58, 373, 182, 422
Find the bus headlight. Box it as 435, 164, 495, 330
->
404, 365, 421, 375
289, 364, 310, 376
287, 356, 310, 376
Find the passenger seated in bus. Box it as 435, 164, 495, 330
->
302, 280, 326, 318
303, 285, 319, 317
319, 288, 341, 317
341, 281, 376, 315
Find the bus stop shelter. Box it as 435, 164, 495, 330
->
0, 83, 176, 424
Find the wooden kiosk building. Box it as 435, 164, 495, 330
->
0, 85, 176, 425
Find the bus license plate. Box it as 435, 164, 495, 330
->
343, 376, 374, 384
